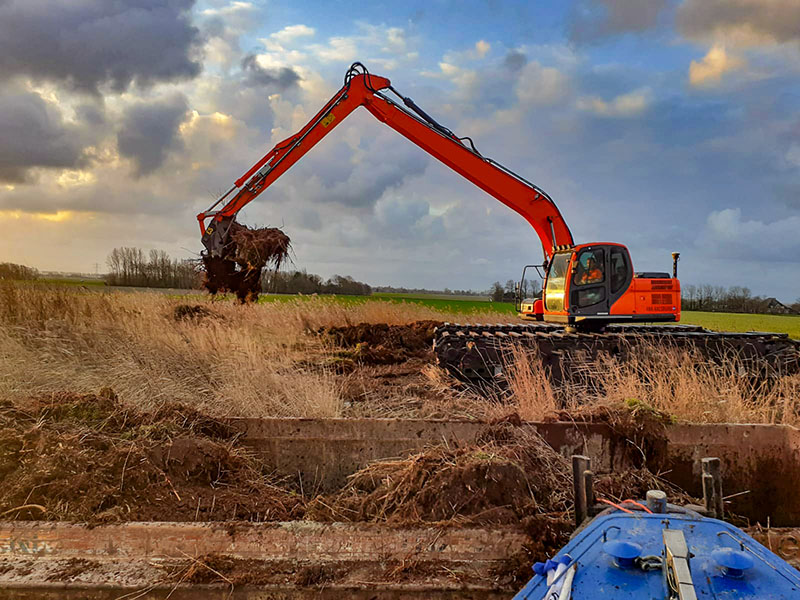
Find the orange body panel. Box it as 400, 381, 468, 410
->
610, 277, 681, 320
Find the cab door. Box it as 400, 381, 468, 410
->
569, 246, 609, 316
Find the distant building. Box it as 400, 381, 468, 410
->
764, 298, 796, 315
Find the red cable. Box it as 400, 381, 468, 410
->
621, 499, 654, 514
598, 498, 634, 514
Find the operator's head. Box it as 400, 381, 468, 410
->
587, 256, 596, 268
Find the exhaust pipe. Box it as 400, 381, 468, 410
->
672, 252, 680, 278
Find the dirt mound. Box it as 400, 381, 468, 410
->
203, 223, 291, 303
308, 425, 572, 525
324, 320, 443, 365
173, 304, 218, 321
307, 420, 691, 564
0, 391, 302, 523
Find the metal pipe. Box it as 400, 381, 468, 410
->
672, 252, 680, 278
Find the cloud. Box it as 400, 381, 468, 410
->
117, 94, 190, 177
240, 54, 301, 89
475, 40, 491, 59
689, 45, 745, 87
319, 149, 429, 208
0, 0, 201, 95
515, 61, 570, 107
569, 0, 671, 42
269, 24, 316, 46
0, 87, 87, 183
678, 0, 800, 48
577, 89, 651, 117
201, 2, 261, 69
503, 50, 527, 72
701, 207, 800, 260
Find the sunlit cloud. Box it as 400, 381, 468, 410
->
576, 89, 651, 117
689, 45, 744, 87
0, 210, 86, 222
57, 169, 97, 188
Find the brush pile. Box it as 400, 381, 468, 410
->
203, 222, 290, 303
307, 420, 689, 529
0, 390, 303, 523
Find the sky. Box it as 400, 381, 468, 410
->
0, 0, 799, 301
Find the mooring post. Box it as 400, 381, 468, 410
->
646, 489, 667, 514
701, 457, 724, 518
572, 455, 591, 527
584, 469, 594, 514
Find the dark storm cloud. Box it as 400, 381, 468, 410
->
0, 88, 86, 183
117, 94, 189, 177
325, 150, 429, 208
503, 50, 527, 72
75, 104, 106, 127
241, 54, 301, 89
0, 0, 201, 94
677, 0, 800, 46
569, 0, 671, 43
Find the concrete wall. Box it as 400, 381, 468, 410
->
232, 418, 800, 525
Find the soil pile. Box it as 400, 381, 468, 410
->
203, 222, 290, 303
173, 304, 218, 321
324, 320, 443, 365
309, 420, 687, 530
0, 391, 302, 523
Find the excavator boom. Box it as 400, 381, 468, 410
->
198, 63, 572, 259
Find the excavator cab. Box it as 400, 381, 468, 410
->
523, 243, 680, 329
515, 264, 544, 319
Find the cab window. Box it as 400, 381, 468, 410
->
610, 248, 629, 293
573, 248, 604, 287
544, 253, 570, 312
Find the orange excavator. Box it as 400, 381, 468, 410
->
199, 62, 679, 329
198, 62, 797, 380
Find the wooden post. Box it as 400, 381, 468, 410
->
702, 457, 723, 519
572, 455, 590, 527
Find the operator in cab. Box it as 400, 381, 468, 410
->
579, 254, 603, 285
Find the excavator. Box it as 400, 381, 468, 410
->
198, 62, 799, 381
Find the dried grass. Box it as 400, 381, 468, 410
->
505, 339, 800, 426
0, 282, 485, 418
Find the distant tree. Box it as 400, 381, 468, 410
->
490, 281, 504, 302
105, 247, 200, 289
522, 278, 542, 298
263, 269, 371, 296
0, 262, 39, 281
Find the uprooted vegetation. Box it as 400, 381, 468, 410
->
202, 223, 291, 303
0, 391, 303, 523
307, 424, 676, 526
0, 391, 686, 542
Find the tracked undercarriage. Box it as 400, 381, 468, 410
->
434, 322, 800, 383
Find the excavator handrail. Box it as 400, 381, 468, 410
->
198, 62, 574, 258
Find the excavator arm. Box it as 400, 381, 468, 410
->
198, 62, 573, 259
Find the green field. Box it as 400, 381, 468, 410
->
258, 292, 800, 337
256, 291, 516, 315
678, 311, 800, 338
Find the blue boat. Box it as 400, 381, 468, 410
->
514, 502, 800, 599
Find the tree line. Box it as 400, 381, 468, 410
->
105, 248, 200, 289
373, 285, 481, 296
682, 284, 798, 314
262, 269, 371, 296
490, 279, 542, 302
0, 262, 39, 280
